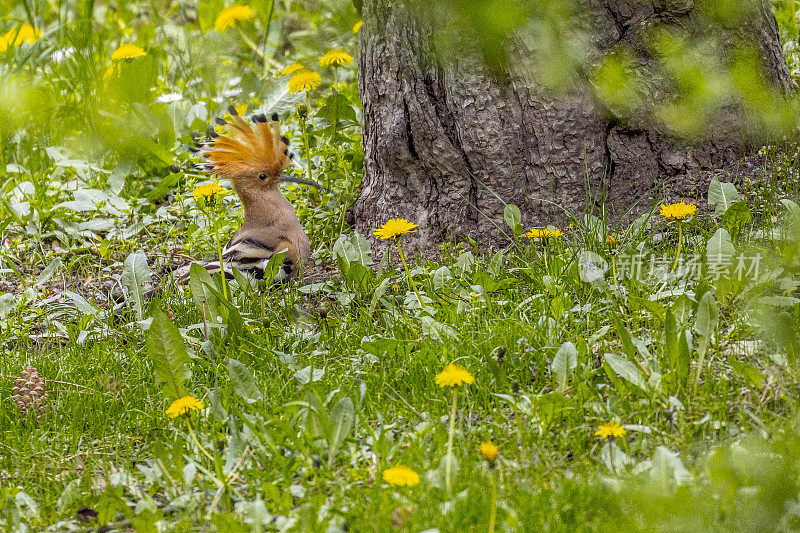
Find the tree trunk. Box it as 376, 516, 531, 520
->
355, 0, 795, 252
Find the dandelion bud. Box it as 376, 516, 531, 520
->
491, 345, 506, 364
480, 441, 498, 465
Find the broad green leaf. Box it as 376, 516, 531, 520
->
503, 204, 523, 236
304, 392, 327, 436
34, 258, 61, 287
629, 296, 666, 323
613, 316, 637, 359
146, 311, 192, 399
294, 365, 325, 385
340, 261, 374, 293
488, 250, 505, 277
230, 267, 252, 295
604, 352, 647, 391
474, 270, 501, 293
327, 396, 355, 467
54, 199, 96, 212
189, 263, 220, 324
421, 316, 457, 340
665, 308, 678, 370
708, 177, 740, 216
259, 250, 287, 284
56, 480, 81, 513
551, 341, 578, 391
650, 446, 692, 484
228, 358, 263, 404
577, 250, 608, 283
719, 201, 752, 238
108, 161, 134, 195
369, 277, 391, 317
361, 336, 409, 358
431, 266, 453, 290
727, 354, 764, 389
454, 251, 475, 275
588, 325, 611, 347
64, 290, 98, 317
194, 279, 248, 338
694, 291, 718, 370
262, 80, 305, 119
0, 294, 17, 319
333, 233, 373, 266
185, 102, 209, 129
781, 198, 800, 225
705, 228, 736, 300
672, 294, 694, 326
756, 295, 800, 307
694, 291, 719, 339
676, 329, 692, 388
761, 310, 800, 368
212, 513, 248, 532
318, 91, 358, 126
121, 251, 151, 321
706, 228, 736, 267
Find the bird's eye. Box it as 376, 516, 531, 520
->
258, 173, 268, 181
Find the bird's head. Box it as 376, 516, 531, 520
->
194, 107, 293, 195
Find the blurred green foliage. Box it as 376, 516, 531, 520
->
409, 0, 799, 139
0, 0, 362, 259
0, 0, 360, 169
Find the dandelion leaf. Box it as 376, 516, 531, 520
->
146, 310, 191, 399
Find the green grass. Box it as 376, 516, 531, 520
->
1, 1, 800, 531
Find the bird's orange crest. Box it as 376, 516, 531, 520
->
196, 106, 290, 184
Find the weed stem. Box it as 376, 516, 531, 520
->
445, 388, 457, 496
396, 238, 425, 308
187, 417, 215, 463
488, 469, 497, 533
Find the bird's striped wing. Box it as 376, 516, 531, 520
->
175, 235, 296, 284
220, 235, 295, 281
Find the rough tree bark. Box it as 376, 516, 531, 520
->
355, 0, 795, 251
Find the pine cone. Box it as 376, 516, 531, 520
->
11, 366, 47, 420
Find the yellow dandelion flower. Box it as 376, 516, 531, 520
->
282, 63, 305, 75
382, 466, 420, 487
353, 20, 363, 33
166, 396, 206, 419
526, 228, 564, 239
320, 49, 354, 68
222, 104, 248, 122
192, 182, 227, 201
606, 234, 616, 245
111, 43, 146, 60
435, 363, 474, 388
215, 5, 256, 32
0, 23, 42, 51
373, 218, 418, 240
659, 201, 697, 220
480, 441, 498, 464
595, 421, 626, 439
287, 69, 322, 94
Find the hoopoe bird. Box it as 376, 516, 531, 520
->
179, 108, 311, 283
